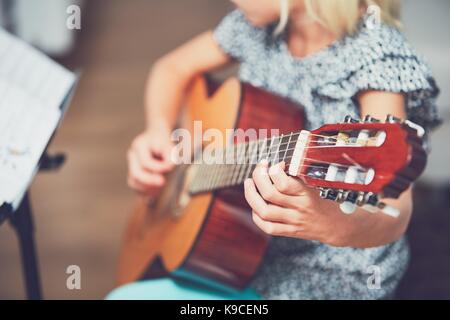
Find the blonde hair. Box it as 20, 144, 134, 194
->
275, 0, 401, 37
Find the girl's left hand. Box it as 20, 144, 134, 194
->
244, 160, 356, 247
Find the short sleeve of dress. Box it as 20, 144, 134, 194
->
351, 26, 440, 131
316, 23, 441, 134
213, 10, 266, 61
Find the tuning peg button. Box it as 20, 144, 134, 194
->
344, 115, 358, 123
336, 190, 347, 203
340, 202, 357, 214
364, 115, 380, 123
319, 188, 328, 199
386, 114, 402, 123
366, 193, 379, 206
319, 188, 339, 201
404, 120, 425, 138
344, 191, 358, 203
355, 192, 367, 206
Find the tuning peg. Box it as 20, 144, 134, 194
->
319, 188, 338, 201
345, 191, 359, 203
319, 188, 329, 199
339, 191, 358, 214
378, 202, 400, 218
355, 192, 367, 206
319, 188, 328, 199
404, 120, 425, 138
357, 194, 400, 217
336, 190, 347, 203
340, 202, 357, 214
365, 193, 379, 206
344, 115, 358, 123
385, 114, 402, 123
363, 115, 380, 123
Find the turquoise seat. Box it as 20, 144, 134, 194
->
106, 277, 261, 300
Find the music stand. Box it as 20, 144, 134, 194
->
0, 78, 78, 300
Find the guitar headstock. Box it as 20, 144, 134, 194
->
288, 115, 427, 216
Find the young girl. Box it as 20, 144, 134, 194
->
113, 0, 440, 300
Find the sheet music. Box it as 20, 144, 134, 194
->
0, 28, 76, 209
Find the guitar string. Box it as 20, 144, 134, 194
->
193, 131, 380, 190
205, 144, 376, 165
230, 130, 382, 145
196, 143, 370, 184
191, 163, 387, 192
191, 153, 373, 191
193, 130, 388, 191
222, 131, 383, 163
231, 131, 382, 145
208, 134, 380, 164
226, 134, 381, 153
192, 168, 376, 192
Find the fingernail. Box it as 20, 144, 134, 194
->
259, 159, 269, 166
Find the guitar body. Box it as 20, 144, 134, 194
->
117, 76, 305, 289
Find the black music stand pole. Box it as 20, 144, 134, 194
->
9, 193, 42, 300
4, 152, 66, 300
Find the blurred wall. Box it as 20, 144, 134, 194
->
3, 0, 83, 55
402, 0, 450, 184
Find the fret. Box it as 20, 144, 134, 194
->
259, 138, 268, 173
231, 142, 241, 185
228, 141, 241, 187
195, 168, 204, 193
217, 163, 225, 189
277, 134, 291, 165
222, 164, 232, 189
190, 132, 304, 194
236, 141, 250, 184
231, 142, 245, 185
212, 164, 221, 190
223, 164, 233, 189
284, 134, 296, 165
241, 140, 257, 182
280, 133, 292, 163
209, 163, 219, 191
225, 164, 234, 188
246, 138, 265, 180
261, 135, 274, 162
214, 148, 226, 189
222, 145, 234, 188
268, 134, 282, 166
224, 144, 233, 165
219, 163, 227, 189
221, 164, 229, 189
195, 165, 205, 192
215, 164, 223, 190
205, 166, 212, 191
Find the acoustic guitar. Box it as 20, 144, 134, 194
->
117, 75, 427, 291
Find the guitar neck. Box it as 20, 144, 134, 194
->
189, 132, 301, 194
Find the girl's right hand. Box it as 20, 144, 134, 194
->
127, 127, 175, 198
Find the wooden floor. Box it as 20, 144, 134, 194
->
0, 0, 231, 299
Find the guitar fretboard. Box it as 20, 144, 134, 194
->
189, 132, 300, 194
